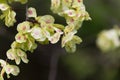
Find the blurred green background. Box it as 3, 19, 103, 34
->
0, 0, 120, 80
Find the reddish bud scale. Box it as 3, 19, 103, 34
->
78, 0, 81, 3
27, 10, 33, 15
22, 26, 26, 30
17, 36, 21, 40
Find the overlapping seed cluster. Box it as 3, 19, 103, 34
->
0, 59, 19, 79
0, 0, 91, 79
51, 0, 91, 52
0, 0, 28, 79
0, 0, 28, 27
0, 3, 16, 27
